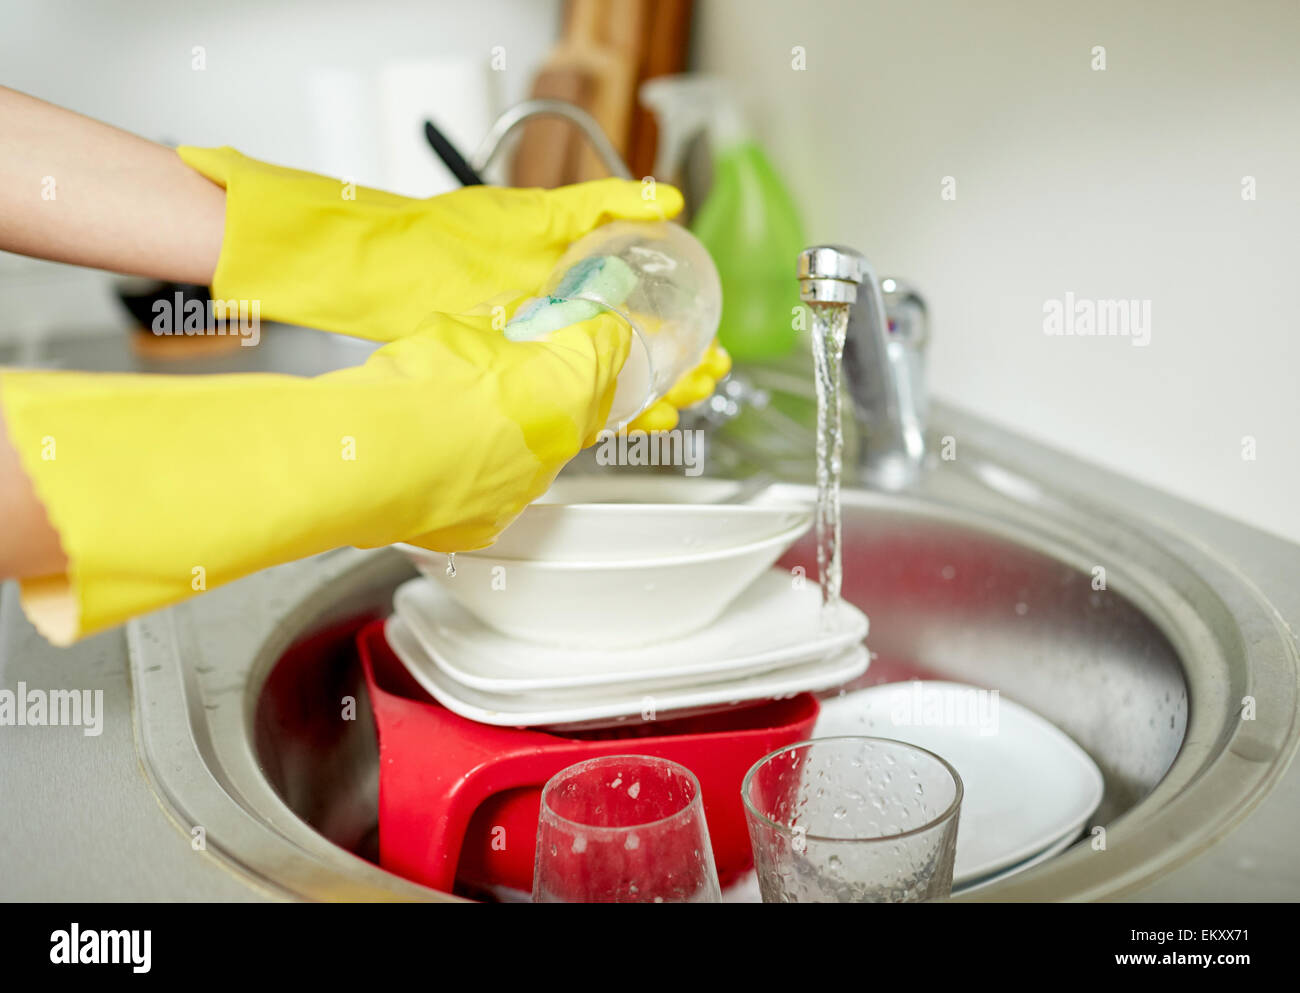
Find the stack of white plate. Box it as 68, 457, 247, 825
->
389, 493, 870, 730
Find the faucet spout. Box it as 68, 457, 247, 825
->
471, 99, 632, 180
798, 246, 926, 489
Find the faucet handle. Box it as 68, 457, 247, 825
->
881, 277, 929, 351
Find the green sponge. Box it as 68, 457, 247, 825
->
505, 255, 637, 342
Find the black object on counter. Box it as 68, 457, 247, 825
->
423, 119, 484, 187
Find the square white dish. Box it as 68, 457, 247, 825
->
384, 614, 870, 730
392, 569, 868, 694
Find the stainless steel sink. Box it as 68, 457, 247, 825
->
126, 409, 1300, 902
10, 322, 1292, 900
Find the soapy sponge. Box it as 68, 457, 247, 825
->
505, 255, 638, 342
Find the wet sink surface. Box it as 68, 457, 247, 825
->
777, 503, 1186, 825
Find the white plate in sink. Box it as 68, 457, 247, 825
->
384, 614, 869, 730
722, 826, 1083, 903
953, 824, 1081, 894
813, 680, 1104, 883
392, 570, 868, 693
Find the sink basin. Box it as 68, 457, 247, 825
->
126, 409, 1300, 901
775, 494, 1185, 827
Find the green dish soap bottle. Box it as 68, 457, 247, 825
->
642, 76, 806, 362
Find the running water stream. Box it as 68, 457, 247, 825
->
809, 302, 849, 617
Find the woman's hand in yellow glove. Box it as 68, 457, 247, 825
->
177, 145, 683, 342
384, 311, 633, 552
625, 341, 733, 433
0, 310, 630, 644
172, 147, 728, 427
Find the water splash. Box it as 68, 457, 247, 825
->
445, 553, 457, 578
810, 302, 849, 617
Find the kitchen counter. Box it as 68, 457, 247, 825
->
0, 588, 262, 900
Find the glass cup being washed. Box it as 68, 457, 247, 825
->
506, 220, 722, 427
532, 754, 722, 903
742, 736, 963, 903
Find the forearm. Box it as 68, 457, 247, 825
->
0, 363, 357, 643
0, 394, 67, 578
0, 86, 223, 284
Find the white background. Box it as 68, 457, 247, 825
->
696, 0, 1299, 543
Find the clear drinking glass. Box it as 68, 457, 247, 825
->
533, 754, 722, 903
526, 220, 722, 427
742, 736, 963, 903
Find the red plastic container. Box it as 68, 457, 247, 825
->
356, 619, 819, 896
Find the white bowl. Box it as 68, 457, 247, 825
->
477, 501, 810, 564
396, 517, 811, 649
538, 475, 747, 505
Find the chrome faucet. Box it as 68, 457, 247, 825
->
797, 246, 927, 489
470, 99, 632, 180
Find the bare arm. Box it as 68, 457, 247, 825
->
0, 399, 67, 577
0, 86, 224, 282
1, 88, 226, 579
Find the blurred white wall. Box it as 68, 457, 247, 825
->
695, 0, 1300, 543
1, 0, 557, 170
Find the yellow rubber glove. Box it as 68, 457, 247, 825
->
176, 146, 683, 342
624, 341, 733, 433
176, 146, 730, 429
0, 312, 629, 645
